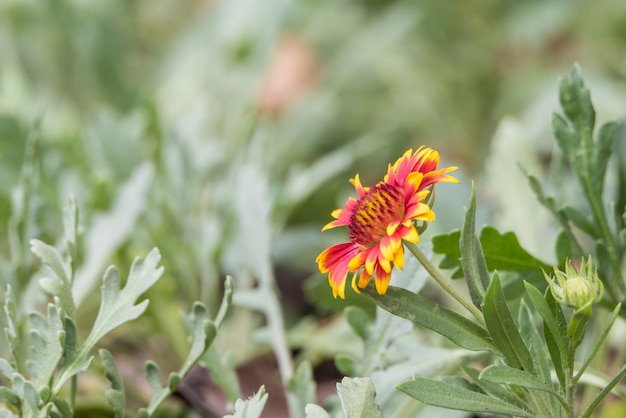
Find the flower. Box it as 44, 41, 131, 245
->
544, 257, 604, 313
316, 147, 458, 299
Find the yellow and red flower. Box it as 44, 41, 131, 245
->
316, 147, 458, 299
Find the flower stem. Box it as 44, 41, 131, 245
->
404, 241, 485, 326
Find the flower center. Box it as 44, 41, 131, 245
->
349, 183, 404, 247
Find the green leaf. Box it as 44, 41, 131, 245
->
88, 248, 163, 346
553, 64, 614, 203
518, 301, 555, 410
483, 274, 533, 371
224, 386, 268, 418
337, 377, 382, 418
3, 286, 22, 373
140, 302, 217, 417
575, 303, 621, 383
479, 365, 559, 397
0, 387, 19, 405
335, 354, 357, 376
433, 227, 551, 280
30, 239, 75, 318
100, 349, 125, 418
344, 306, 370, 340
201, 346, 241, 403
12, 373, 39, 417
287, 361, 316, 418
432, 231, 463, 277
54, 249, 163, 395
28, 303, 65, 389
462, 366, 527, 410
200, 277, 241, 403
72, 163, 154, 307
215, 276, 234, 329
398, 377, 534, 417
459, 183, 490, 308
304, 404, 331, 418
523, 282, 567, 359
63, 195, 79, 263
562, 206, 597, 238
362, 285, 497, 353
554, 229, 573, 265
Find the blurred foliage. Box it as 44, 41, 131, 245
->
1, 0, 626, 416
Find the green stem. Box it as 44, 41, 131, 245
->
574, 303, 621, 384
564, 341, 576, 418
585, 184, 625, 299
405, 241, 485, 326
581, 363, 626, 418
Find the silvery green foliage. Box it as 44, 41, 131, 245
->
0, 201, 225, 417
224, 386, 269, 418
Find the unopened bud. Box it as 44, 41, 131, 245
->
544, 257, 603, 312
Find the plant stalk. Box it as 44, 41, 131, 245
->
405, 241, 485, 326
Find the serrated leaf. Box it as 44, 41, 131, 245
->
224, 386, 268, 418
89, 248, 163, 345
29, 303, 65, 389
30, 240, 71, 283
287, 361, 316, 418
460, 183, 490, 308
433, 227, 551, 280
180, 303, 216, 374
336, 377, 382, 418
0, 358, 15, 380
54, 250, 163, 395
553, 64, 614, 203
100, 349, 125, 418
483, 274, 533, 371
398, 377, 534, 417
141, 303, 217, 416
362, 285, 497, 353
12, 374, 39, 417
30, 240, 75, 318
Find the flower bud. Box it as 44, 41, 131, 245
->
544, 257, 603, 312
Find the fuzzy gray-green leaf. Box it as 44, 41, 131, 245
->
287, 361, 317, 418
337, 377, 382, 418
398, 377, 534, 417
362, 285, 497, 353
88, 248, 163, 346
100, 349, 125, 418
29, 303, 65, 388
224, 386, 268, 418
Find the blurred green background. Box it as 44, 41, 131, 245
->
1, 0, 626, 416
